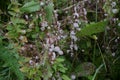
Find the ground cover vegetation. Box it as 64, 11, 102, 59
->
0, 0, 120, 80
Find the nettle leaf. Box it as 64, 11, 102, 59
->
44, 2, 54, 24
77, 21, 108, 37
20, 1, 40, 13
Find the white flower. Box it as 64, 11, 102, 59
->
35, 63, 39, 66
74, 44, 78, 51
112, 9, 118, 14
106, 26, 110, 30
29, 44, 33, 48
35, 56, 39, 59
73, 23, 79, 28
47, 26, 51, 29
104, 13, 108, 16
49, 48, 53, 52
58, 51, 63, 55
46, 38, 49, 44
49, 38, 55, 43
70, 44, 73, 49
70, 31, 75, 35
51, 52, 56, 60
25, 15, 29, 20
49, 44, 54, 52
67, 50, 70, 53
53, 46, 63, 55
75, 19, 80, 23
111, 2, 116, 7
19, 36, 24, 40
54, 46, 61, 52
70, 35, 77, 41
59, 29, 64, 34
57, 36, 61, 40
41, 27, 45, 31
97, 0, 99, 3
73, 12, 79, 18
115, 39, 118, 43
71, 53, 74, 57
84, 0, 88, 1
30, 14, 33, 17
57, 21, 61, 27
118, 23, 120, 26
65, 11, 68, 13
40, 2, 44, 6
29, 23, 34, 28
51, 44, 54, 49
82, 49, 85, 52
112, 52, 115, 57
74, 7, 77, 12
76, 27, 81, 31
41, 21, 48, 27
117, 37, 120, 39
20, 30, 26, 34
55, 13, 58, 19
61, 35, 67, 39
29, 60, 34, 65
71, 74, 76, 80
21, 47, 25, 51
83, 8, 87, 15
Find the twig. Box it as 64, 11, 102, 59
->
55, 1, 83, 12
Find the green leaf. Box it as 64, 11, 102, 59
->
20, 1, 40, 13
0, 45, 24, 80
55, 57, 65, 62
75, 62, 95, 77
44, 2, 54, 24
77, 21, 108, 37
59, 67, 67, 73
92, 64, 104, 80
11, 18, 26, 25
62, 75, 71, 80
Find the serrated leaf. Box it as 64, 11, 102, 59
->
77, 21, 108, 37
44, 2, 54, 24
20, 1, 40, 13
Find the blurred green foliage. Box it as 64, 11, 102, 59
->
0, 0, 120, 80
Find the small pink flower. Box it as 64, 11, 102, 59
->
29, 60, 34, 65
41, 21, 48, 27
73, 23, 79, 28
54, 46, 61, 52
73, 12, 79, 18
51, 52, 56, 60
58, 51, 63, 55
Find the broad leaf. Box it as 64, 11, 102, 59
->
62, 75, 71, 80
77, 21, 108, 37
20, 1, 40, 13
44, 2, 54, 24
